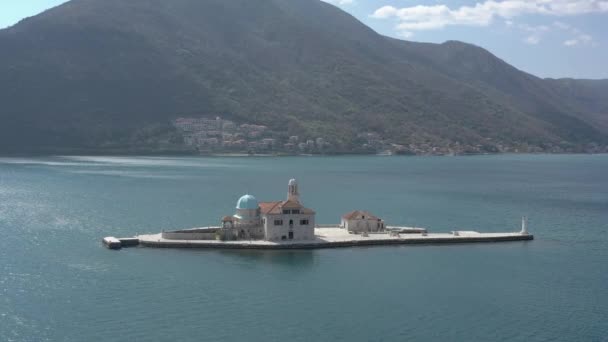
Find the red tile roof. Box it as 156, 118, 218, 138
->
259, 201, 283, 214
259, 200, 315, 215
281, 199, 302, 209
342, 210, 380, 220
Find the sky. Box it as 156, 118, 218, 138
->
1, 0, 607, 79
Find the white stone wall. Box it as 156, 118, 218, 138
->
263, 213, 315, 241
235, 208, 261, 226
344, 218, 385, 233
236, 225, 265, 240
162, 230, 218, 240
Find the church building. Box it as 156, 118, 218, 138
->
221, 179, 316, 241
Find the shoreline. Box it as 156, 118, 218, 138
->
108, 228, 534, 250
136, 235, 534, 250
2, 151, 608, 159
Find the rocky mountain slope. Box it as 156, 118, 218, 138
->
0, 0, 606, 154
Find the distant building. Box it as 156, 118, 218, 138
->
261, 138, 276, 149
174, 116, 335, 154
222, 121, 236, 131
201, 138, 219, 146
341, 210, 385, 233
248, 131, 262, 139
234, 140, 247, 148
174, 118, 198, 132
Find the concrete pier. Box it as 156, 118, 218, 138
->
102, 237, 140, 249
119, 237, 140, 247
102, 237, 122, 250
133, 228, 533, 250
386, 226, 428, 234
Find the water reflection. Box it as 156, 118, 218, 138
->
217, 249, 317, 269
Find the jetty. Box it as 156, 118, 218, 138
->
102, 237, 140, 250
102, 178, 533, 250
129, 228, 532, 250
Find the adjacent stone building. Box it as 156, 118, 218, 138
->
220, 194, 265, 240
341, 210, 385, 233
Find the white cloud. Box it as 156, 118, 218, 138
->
552, 21, 597, 46
552, 20, 571, 29
524, 35, 541, 44
563, 33, 596, 46
515, 23, 550, 43
372, 5, 398, 19
519, 23, 550, 33
372, 0, 608, 33
506, 20, 596, 45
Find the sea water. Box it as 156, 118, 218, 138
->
0, 155, 607, 341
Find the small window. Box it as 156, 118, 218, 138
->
283, 209, 290, 214
292, 209, 300, 214
289, 232, 294, 239
300, 219, 309, 225
274, 219, 283, 226
281, 235, 287, 240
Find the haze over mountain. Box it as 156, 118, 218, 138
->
0, 0, 606, 154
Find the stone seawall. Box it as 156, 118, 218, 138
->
161, 231, 217, 240
138, 234, 534, 250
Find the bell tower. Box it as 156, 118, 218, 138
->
288, 179, 300, 203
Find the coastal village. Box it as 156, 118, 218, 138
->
172, 116, 602, 156
173, 116, 332, 155
172, 116, 435, 155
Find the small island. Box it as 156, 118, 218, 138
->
103, 179, 533, 250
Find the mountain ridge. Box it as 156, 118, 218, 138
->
0, 0, 606, 155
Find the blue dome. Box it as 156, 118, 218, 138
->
236, 194, 259, 210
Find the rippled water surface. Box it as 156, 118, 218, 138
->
1, 155, 607, 341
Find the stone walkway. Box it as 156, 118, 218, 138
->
135, 227, 532, 249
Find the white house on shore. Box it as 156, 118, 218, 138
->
341, 210, 385, 233
221, 179, 315, 241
